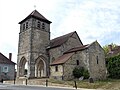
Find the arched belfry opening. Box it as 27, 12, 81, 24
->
35, 56, 47, 78
19, 57, 28, 77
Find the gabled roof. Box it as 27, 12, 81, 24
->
49, 31, 82, 49
19, 10, 52, 24
50, 41, 102, 66
0, 53, 15, 65
64, 41, 101, 54
50, 53, 74, 65
64, 45, 89, 54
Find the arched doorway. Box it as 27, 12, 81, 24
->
35, 56, 46, 78
19, 57, 28, 77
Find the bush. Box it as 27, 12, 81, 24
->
73, 67, 89, 79
106, 54, 120, 79
83, 69, 89, 79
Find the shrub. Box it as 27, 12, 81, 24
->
106, 54, 120, 79
73, 67, 89, 79
83, 69, 89, 79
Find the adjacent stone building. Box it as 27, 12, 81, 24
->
50, 41, 107, 80
0, 53, 15, 81
17, 10, 107, 80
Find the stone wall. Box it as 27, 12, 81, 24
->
50, 65, 63, 80
17, 17, 50, 78
88, 41, 107, 80
49, 33, 82, 64
58, 41, 107, 80
63, 50, 89, 80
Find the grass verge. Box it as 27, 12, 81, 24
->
49, 79, 120, 89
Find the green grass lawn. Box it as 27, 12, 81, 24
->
49, 79, 120, 89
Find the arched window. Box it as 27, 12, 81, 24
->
55, 65, 58, 72
42, 23, 45, 29
26, 22, 28, 29
23, 24, 25, 30
76, 60, 79, 65
37, 21, 40, 28
96, 56, 99, 64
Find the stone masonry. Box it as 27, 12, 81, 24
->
17, 10, 107, 80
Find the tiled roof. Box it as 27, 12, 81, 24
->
50, 53, 74, 65
64, 45, 89, 54
49, 31, 77, 49
107, 46, 120, 57
0, 53, 15, 65
19, 10, 51, 24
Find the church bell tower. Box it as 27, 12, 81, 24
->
17, 10, 51, 78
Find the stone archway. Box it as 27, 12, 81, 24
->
19, 57, 27, 77
35, 56, 46, 78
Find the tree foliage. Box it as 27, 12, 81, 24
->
106, 54, 120, 79
73, 67, 89, 79
103, 43, 117, 56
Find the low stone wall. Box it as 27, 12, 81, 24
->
3, 78, 71, 88
4, 78, 47, 85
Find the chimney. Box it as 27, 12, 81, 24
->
108, 45, 112, 53
9, 53, 12, 61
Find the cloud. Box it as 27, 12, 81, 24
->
51, 0, 120, 45
0, 0, 120, 63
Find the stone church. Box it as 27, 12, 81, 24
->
17, 10, 107, 80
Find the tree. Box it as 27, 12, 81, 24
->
103, 43, 117, 56
106, 54, 120, 79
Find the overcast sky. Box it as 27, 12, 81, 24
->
0, 0, 120, 63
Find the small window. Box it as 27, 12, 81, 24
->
26, 22, 28, 29
37, 21, 40, 28
52, 57, 55, 61
55, 65, 58, 72
96, 56, 99, 64
42, 23, 45, 29
76, 60, 79, 65
23, 24, 25, 30
3, 66, 8, 73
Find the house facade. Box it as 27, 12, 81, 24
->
0, 53, 15, 81
17, 10, 107, 80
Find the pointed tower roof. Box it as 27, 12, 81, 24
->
19, 10, 52, 24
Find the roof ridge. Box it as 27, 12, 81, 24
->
64, 44, 89, 54
19, 10, 51, 24
0, 53, 15, 64
30, 10, 47, 20
49, 31, 76, 49
51, 31, 76, 42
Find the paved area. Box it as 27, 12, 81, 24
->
0, 83, 102, 90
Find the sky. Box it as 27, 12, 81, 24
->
0, 0, 120, 63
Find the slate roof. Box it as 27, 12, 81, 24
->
0, 53, 15, 65
49, 31, 82, 49
64, 45, 89, 54
19, 10, 52, 24
50, 53, 74, 65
